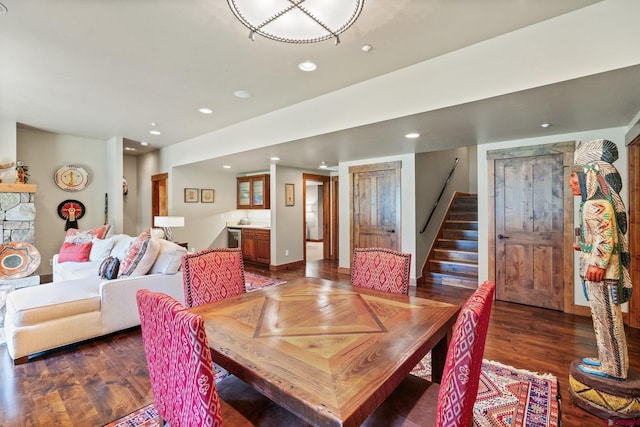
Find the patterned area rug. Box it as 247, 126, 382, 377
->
105, 358, 559, 427
244, 272, 285, 292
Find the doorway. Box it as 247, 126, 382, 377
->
303, 174, 331, 261
151, 173, 168, 226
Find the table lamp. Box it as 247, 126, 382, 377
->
153, 216, 184, 242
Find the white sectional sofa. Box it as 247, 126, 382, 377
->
4, 233, 186, 364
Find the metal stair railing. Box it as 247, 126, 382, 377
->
419, 157, 459, 234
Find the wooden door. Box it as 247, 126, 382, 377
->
628, 138, 640, 328
303, 174, 332, 261
489, 142, 574, 312
349, 161, 401, 254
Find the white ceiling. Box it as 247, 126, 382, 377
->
2, 0, 640, 173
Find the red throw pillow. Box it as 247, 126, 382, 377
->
58, 241, 92, 263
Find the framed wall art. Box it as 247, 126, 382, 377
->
285, 183, 295, 206
184, 188, 199, 203
201, 188, 214, 203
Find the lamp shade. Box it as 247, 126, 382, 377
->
227, 0, 364, 44
154, 216, 184, 228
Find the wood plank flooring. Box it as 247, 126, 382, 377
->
1, 260, 638, 426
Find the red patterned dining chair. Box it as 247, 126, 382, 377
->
363, 280, 495, 427
351, 247, 412, 295
136, 289, 224, 427
182, 247, 246, 308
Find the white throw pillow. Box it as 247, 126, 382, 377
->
150, 239, 187, 275
119, 235, 160, 277
110, 234, 135, 260
89, 236, 115, 262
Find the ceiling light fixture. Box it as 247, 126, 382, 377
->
140, 141, 149, 146
540, 122, 551, 128
234, 90, 251, 99
227, 0, 364, 45
199, 107, 213, 114
298, 61, 317, 72
405, 132, 420, 139
223, 165, 232, 169
270, 157, 280, 161
361, 44, 372, 53
149, 130, 161, 135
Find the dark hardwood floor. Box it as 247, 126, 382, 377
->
1, 260, 638, 426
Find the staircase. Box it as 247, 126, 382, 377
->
422, 193, 478, 289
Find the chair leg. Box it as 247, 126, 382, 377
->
13, 356, 29, 365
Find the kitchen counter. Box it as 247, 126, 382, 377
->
226, 223, 271, 230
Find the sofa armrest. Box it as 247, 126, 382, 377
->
99, 272, 185, 334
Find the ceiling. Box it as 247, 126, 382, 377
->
2, 0, 639, 173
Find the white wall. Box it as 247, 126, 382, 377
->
0, 119, 17, 183
169, 164, 239, 252
123, 155, 138, 236
339, 154, 417, 278
477, 127, 628, 307
272, 165, 306, 266
17, 127, 110, 275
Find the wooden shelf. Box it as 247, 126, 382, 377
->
0, 183, 37, 193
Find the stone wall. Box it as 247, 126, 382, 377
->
1, 191, 36, 244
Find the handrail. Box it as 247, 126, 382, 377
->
419, 157, 459, 234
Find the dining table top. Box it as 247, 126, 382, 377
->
188, 277, 460, 427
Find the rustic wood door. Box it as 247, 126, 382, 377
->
151, 173, 168, 226
349, 161, 401, 255
489, 142, 574, 311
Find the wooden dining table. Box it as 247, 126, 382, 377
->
189, 277, 460, 427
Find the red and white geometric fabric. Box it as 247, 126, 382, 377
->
351, 247, 411, 295
136, 289, 224, 427
181, 248, 246, 308
436, 280, 495, 427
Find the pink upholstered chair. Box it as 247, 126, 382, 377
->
351, 247, 412, 295
363, 280, 495, 426
135, 289, 224, 427
182, 247, 246, 308
435, 280, 495, 426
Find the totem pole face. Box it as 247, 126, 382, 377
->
569, 172, 581, 196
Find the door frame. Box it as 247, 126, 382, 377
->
151, 173, 168, 227
487, 141, 579, 315
628, 138, 640, 328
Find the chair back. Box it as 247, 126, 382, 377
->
182, 247, 246, 307
136, 289, 223, 427
436, 280, 495, 427
351, 247, 411, 295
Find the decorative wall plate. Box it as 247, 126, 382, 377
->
57, 199, 86, 230
54, 164, 90, 191
0, 242, 41, 280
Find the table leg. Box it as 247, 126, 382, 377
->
430, 331, 451, 384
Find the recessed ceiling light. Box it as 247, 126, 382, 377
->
0, 3, 8, 14
199, 107, 213, 114
540, 122, 551, 128
270, 157, 280, 161
223, 165, 231, 169
125, 147, 136, 151
361, 45, 372, 53
140, 141, 149, 146
298, 61, 317, 72
150, 122, 159, 127
405, 132, 420, 139
234, 90, 251, 99
149, 130, 161, 135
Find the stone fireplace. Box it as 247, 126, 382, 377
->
0, 183, 39, 290
0, 183, 37, 244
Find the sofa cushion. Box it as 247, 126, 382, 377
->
99, 256, 120, 280
64, 224, 112, 245
8, 278, 102, 327
110, 234, 135, 260
118, 232, 160, 277
90, 236, 116, 262
150, 239, 187, 275
58, 241, 92, 263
